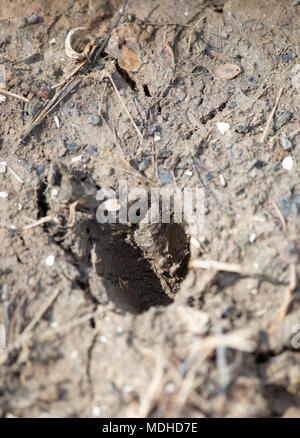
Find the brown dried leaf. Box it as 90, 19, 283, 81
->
214, 63, 241, 80
118, 46, 142, 72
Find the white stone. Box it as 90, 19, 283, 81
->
219, 174, 227, 187
45, 255, 55, 266
92, 406, 101, 416
0, 161, 7, 173
282, 156, 293, 170
54, 115, 60, 128
71, 155, 82, 163
216, 122, 230, 134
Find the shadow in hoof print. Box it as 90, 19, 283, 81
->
45, 161, 189, 314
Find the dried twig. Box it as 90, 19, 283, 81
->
290, 126, 300, 139
23, 215, 60, 230
0, 305, 105, 361
277, 263, 297, 322
21, 287, 62, 337
18, 77, 80, 144
270, 199, 287, 232
189, 259, 246, 273
51, 59, 86, 90
138, 348, 165, 417
2, 285, 10, 347
260, 87, 284, 143
88, 0, 129, 70
7, 165, 24, 184
189, 258, 284, 286
105, 72, 143, 144
39, 2, 75, 42
0, 88, 29, 103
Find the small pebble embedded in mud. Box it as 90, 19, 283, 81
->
45, 255, 55, 266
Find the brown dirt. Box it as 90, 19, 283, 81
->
0, 0, 300, 418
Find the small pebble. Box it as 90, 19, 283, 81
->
45, 255, 55, 266
0, 161, 7, 173
71, 350, 78, 360
71, 155, 82, 163
219, 174, 227, 187
248, 232, 256, 243
15, 202, 23, 211
159, 173, 172, 185
282, 156, 293, 170
18, 159, 32, 173
154, 133, 161, 142
275, 111, 292, 129
247, 76, 263, 89
64, 142, 80, 153
280, 195, 300, 218
27, 102, 42, 117
228, 101, 237, 109
184, 170, 193, 176
123, 385, 134, 393
141, 158, 151, 170
85, 145, 98, 155
88, 114, 101, 126
54, 115, 60, 128
0, 192, 8, 198
165, 382, 175, 394
147, 124, 160, 136
25, 14, 40, 25
282, 54, 294, 63
92, 406, 101, 417
254, 160, 267, 169
34, 165, 44, 174
256, 309, 267, 317
51, 188, 59, 200
216, 122, 230, 135
99, 335, 107, 344
190, 237, 201, 248
280, 198, 293, 218
236, 125, 248, 134
281, 134, 293, 150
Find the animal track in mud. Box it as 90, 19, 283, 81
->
39, 162, 190, 314
54, 218, 189, 314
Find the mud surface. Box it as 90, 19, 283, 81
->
0, 0, 300, 417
